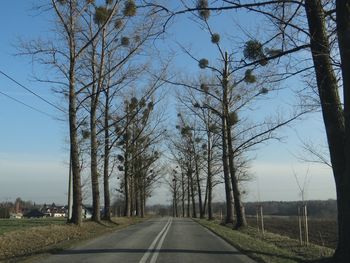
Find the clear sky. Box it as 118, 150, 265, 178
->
0, 1, 336, 206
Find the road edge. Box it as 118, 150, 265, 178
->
192, 219, 262, 263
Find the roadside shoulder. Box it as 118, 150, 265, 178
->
194, 219, 333, 263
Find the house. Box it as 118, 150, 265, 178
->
41, 203, 67, 217
9, 212, 23, 219
24, 209, 46, 218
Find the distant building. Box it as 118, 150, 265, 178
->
24, 209, 46, 218
9, 212, 23, 219
41, 203, 67, 217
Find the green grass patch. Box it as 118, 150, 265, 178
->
196, 219, 334, 263
0, 218, 66, 235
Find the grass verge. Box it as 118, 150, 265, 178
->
0, 217, 146, 262
0, 218, 66, 236
196, 219, 334, 263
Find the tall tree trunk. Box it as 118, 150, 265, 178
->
203, 181, 208, 216
222, 51, 234, 224
103, 86, 111, 220
207, 172, 213, 220
206, 125, 213, 220
90, 97, 100, 222
206, 157, 213, 220
142, 188, 146, 218
67, 11, 82, 224
140, 177, 145, 218
181, 171, 185, 217
194, 156, 204, 218
187, 169, 191, 217
190, 168, 197, 218
305, 1, 347, 261
335, 1, 350, 261
227, 126, 247, 228
130, 175, 134, 216
69, 61, 83, 225
90, 26, 107, 222
173, 178, 178, 217
124, 137, 131, 217
135, 175, 140, 217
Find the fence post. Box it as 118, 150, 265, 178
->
298, 206, 303, 246
304, 204, 309, 246
260, 205, 265, 236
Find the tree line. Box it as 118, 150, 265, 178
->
14, 0, 350, 262
20, 0, 168, 224
154, 0, 350, 261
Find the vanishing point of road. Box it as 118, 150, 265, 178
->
39, 217, 256, 263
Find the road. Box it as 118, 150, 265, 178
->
39, 217, 256, 263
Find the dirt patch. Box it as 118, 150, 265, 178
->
247, 217, 337, 249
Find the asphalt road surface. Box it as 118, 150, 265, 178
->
39, 217, 256, 263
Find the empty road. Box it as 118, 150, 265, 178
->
39, 217, 255, 263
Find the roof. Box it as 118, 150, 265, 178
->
24, 209, 46, 218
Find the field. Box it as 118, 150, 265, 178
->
246, 216, 338, 249
0, 218, 66, 235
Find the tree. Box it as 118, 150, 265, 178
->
19, 0, 123, 224
304, 1, 349, 260
167, 0, 350, 259
168, 38, 302, 229
113, 82, 166, 217
81, 0, 158, 222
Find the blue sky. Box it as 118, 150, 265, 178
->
0, 1, 69, 203
0, 1, 336, 205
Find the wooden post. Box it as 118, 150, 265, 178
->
304, 204, 309, 246
298, 206, 303, 246
256, 206, 260, 232
260, 205, 265, 236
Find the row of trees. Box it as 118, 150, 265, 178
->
17, 0, 350, 261
154, 0, 350, 261
166, 8, 303, 230
0, 198, 34, 218
22, 0, 166, 224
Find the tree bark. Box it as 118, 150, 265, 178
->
124, 136, 131, 217
305, 1, 348, 261
221, 52, 234, 224
67, 5, 82, 225
90, 96, 100, 222
194, 156, 204, 218
227, 126, 247, 228
103, 86, 111, 220
335, 1, 350, 261
187, 170, 190, 217
181, 171, 185, 217
69, 61, 83, 225
190, 168, 197, 218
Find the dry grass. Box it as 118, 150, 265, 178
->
0, 217, 145, 262
196, 219, 334, 263
0, 218, 66, 235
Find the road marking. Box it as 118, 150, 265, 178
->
139, 217, 172, 263
149, 217, 172, 263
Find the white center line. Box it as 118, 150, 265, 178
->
149, 217, 172, 263
139, 218, 172, 263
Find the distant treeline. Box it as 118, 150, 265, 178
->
243, 200, 337, 219
145, 200, 337, 219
